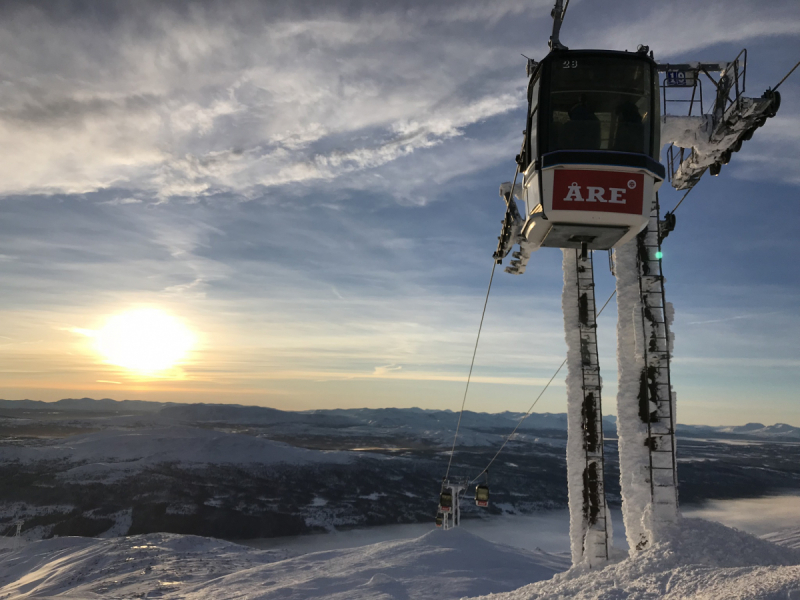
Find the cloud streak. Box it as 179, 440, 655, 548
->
0, 0, 797, 424
0, 1, 530, 201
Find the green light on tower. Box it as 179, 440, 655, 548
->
655, 251, 663, 260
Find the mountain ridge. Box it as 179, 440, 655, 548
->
2, 397, 798, 440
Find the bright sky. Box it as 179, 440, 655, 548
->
0, 0, 798, 426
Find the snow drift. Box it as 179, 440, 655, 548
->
479, 518, 800, 600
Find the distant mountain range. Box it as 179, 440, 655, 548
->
1, 397, 799, 441
2, 396, 800, 542
0, 397, 173, 412
679, 422, 800, 440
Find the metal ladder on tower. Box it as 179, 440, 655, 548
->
635, 197, 679, 523
574, 248, 610, 563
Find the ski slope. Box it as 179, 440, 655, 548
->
0, 528, 568, 599
2, 519, 800, 599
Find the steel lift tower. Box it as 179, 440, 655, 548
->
494, 0, 781, 566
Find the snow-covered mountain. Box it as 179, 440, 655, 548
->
4, 397, 799, 441
0, 397, 172, 413
157, 404, 582, 447
3, 398, 800, 544
0, 422, 568, 541
677, 421, 800, 440
5, 427, 349, 470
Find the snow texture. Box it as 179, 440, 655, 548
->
764, 529, 800, 551
476, 518, 800, 600
561, 249, 611, 567
660, 115, 713, 151
3, 517, 800, 599
614, 238, 654, 552
0, 427, 349, 475
0, 532, 285, 599
0, 528, 568, 600
614, 219, 679, 555
562, 248, 587, 566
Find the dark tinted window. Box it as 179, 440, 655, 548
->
525, 77, 540, 165
545, 56, 653, 155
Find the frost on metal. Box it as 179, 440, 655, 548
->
562, 249, 610, 567
659, 53, 781, 191
562, 249, 587, 564
614, 238, 654, 551
615, 215, 679, 554
660, 115, 713, 151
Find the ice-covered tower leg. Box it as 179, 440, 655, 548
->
615, 198, 679, 553
562, 249, 610, 567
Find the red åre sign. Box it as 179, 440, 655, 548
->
552, 169, 644, 214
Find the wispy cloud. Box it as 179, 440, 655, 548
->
582, 0, 800, 58
0, 0, 797, 422
0, 1, 528, 201
686, 312, 776, 325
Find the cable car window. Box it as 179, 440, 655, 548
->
546, 57, 653, 156
529, 78, 540, 116
527, 77, 540, 163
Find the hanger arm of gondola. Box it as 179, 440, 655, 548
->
549, 0, 569, 50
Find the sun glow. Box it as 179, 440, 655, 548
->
96, 309, 195, 374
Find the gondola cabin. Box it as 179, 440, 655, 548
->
440, 490, 453, 513
517, 49, 665, 251
435, 511, 444, 527
475, 484, 490, 507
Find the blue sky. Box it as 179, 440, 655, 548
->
0, 0, 797, 426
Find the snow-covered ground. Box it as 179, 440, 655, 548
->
2, 518, 800, 599
1, 426, 351, 488
0, 528, 568, 600
2, 427, 349, 468
481, 519, 800, 600
240, 509, 588, 556
2, 488, 800, 598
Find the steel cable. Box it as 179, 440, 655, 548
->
669, 186, 694, 214
470, 287, 618, 483
773, 59, 800, 92
443, 166, 522, 480
443, 260, 497, 480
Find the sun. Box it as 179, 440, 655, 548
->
96, 308, 195, 374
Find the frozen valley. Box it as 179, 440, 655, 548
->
1, 399, 800, 598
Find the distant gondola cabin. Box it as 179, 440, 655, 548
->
475, 484, 489, 507
440, 490, 453, 513
517, 49, 665, 252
